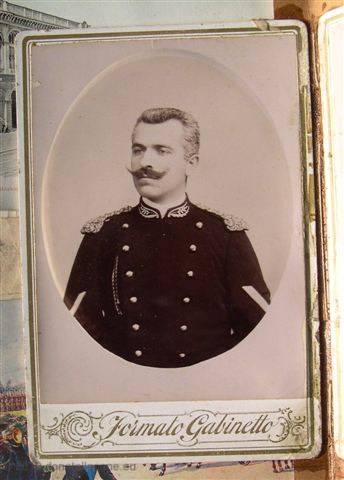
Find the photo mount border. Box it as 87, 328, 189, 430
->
16, 20, 321, 463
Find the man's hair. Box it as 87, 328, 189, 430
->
133, 107, 200, 160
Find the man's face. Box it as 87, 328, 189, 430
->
131, 119, 196, 203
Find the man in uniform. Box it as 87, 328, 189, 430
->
64, 107, 270, 368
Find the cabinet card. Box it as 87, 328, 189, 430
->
16, 21, 321, 464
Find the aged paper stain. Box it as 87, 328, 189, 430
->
0, 214, 21, 300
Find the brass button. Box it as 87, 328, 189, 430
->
135, 350, 142, 357
183, 297, 190, 304
187, 270, 194, 277
196, 221, 203, 229
132, 323, 140, 331
122, 245, 130, 252
180, 325, 188, 331
126, 271, 134, 278
122, 223, 129, 229
130, 296, 138, 303
189, 244, 197, 252
179, 353, 186, 358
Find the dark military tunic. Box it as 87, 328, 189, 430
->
64, 197, 270, 368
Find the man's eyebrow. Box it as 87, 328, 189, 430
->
154, 144, 173, 150
132, 142, 145, 149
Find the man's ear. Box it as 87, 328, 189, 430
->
186, 155, 199, 176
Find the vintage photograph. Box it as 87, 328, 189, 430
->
17, 22, 320, 462
37, 39, 295, 403
64, 106, 270, 368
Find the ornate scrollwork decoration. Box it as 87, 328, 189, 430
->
269, 408, 307, 444
43, 411, 99, 450
42, 410, 135, 450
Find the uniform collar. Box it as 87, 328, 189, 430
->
138, 196, 190, 219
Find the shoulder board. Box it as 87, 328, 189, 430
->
222, 213, 248, 231
81, 206, 132, 234
195, 203, 248, 231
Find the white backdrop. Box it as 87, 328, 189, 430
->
29, 31, 307, 404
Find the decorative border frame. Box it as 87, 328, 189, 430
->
16, 20, 321, 464
319, 6, 344, 462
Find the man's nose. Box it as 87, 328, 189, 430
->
140, 149, 159, 168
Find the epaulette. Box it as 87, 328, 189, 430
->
81, 206, 132, 234
195, 203, 248, 231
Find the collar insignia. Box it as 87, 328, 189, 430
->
139, 198, 190, 219
138, 202, 160, 219
167, 202, 190, 218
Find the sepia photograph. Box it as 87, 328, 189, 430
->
17, 22, 320, 462
64, 105, 271, 368
38, 37, 295, 402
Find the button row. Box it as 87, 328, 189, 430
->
131, 323, 187, 332
128, 297, 192, 304
134, 350, 186, 358
123, 244, 198, 252
122, 222, 203, 230
126, 270, 194, 278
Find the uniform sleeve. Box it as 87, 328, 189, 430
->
64, 234, 96, 310
64, 234, 107, 344
226, 230, 270, 342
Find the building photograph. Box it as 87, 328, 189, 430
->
0, 0, 84, 209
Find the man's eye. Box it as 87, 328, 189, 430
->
157, 148, 170, 155
132, 148, 143, 155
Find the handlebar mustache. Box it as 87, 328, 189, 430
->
127, 166, 166, 180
